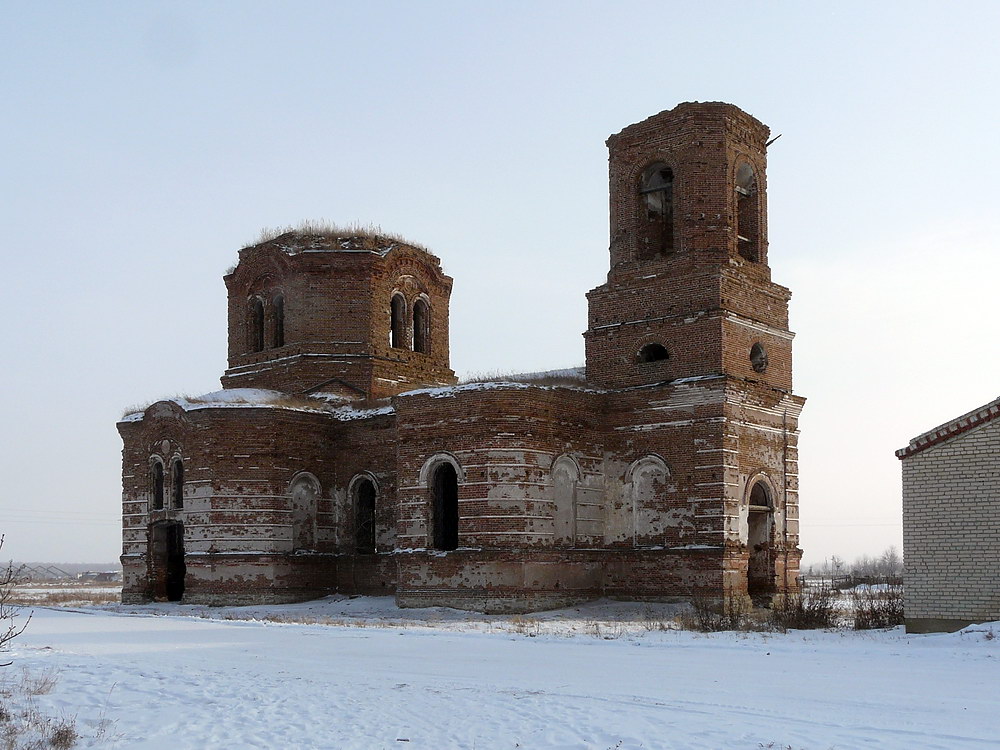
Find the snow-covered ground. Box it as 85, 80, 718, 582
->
7, 598, 998, 749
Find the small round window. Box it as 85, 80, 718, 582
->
750, 343, 768, 373
638, 343, 669, 363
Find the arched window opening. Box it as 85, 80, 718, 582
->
171, 459, 184, 509
151, 460, 165, 511
390, 294, 407, 349
749, 481, 771, 510
412, 299, 430, 354
735, 163, 759, 262
638, 162, 674, 258
431, 463, 459, 551
637, 343, 669, 363
355, 478, 377, 554
250, 298, 265, 353
272, 294, 285, 348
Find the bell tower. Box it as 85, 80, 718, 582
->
584, 102, 794, 393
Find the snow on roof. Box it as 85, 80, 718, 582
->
120, 388, 395, 424
896, 395, 1000, 459
398, 368, 596, 399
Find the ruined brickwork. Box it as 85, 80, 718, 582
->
897, 398, 1000, 632
119, 102, 805, 612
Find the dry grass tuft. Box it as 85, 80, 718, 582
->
47, 720, 78, 750
11, 591, 119, 608
20, 669, 57, 697
0, 669, 82, 749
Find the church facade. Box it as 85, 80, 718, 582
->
119, 102, 805, 612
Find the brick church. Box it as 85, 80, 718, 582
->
119, 102, 805, 612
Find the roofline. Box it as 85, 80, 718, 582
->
896, 395, 1000, 459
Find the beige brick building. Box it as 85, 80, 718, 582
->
897, 397, 1000, 632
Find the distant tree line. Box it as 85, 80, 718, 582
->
804, 546, 903, 580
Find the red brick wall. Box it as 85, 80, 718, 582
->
119, 101, 805, 612
221, 234, 456, 398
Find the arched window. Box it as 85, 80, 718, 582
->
638, 162, 674, 258
431, 463, 459, 551
412, 299, 429, 354
289, 473, 320, 551
390, 294, 407, 349
171, 459, 184, 509
625, 455, 670, 547
272, 294, 285, 348
151, 460, 165, 511
354, 478, 377, 554
735, 163, 759, 262
551, 456, 580, 545
250, 298, 265, 353
637, 343, 669, 363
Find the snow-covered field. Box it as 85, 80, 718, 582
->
7, 598, 998, 749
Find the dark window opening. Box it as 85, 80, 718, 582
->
390, 294, 407, 349
355, 479, 377, 554
750, 342, 768, 373
638, 343, 669, 363
251, 298, 265, 352
151, 461, 164, 511
749, 482, 771, 510
431, 463, 459, 551
272, 294, 285, 348
171, 460, 184, 509
736, 163, 759, 262
413, 299, 429, 354
638, 162, 674, 259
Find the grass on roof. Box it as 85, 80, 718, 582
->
247, 220, 428, 252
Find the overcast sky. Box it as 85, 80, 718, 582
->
3, 1, 999, 565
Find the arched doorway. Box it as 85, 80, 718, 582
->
747, 481, 775, 602
150, 521, 185, 602
431, 463, 458, 551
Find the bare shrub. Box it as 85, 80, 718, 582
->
771, 587, 840, 631
0, 540, 30, 667
640, 606, 674, 632
850, 583, 904, 630
680, 593, 757, 632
